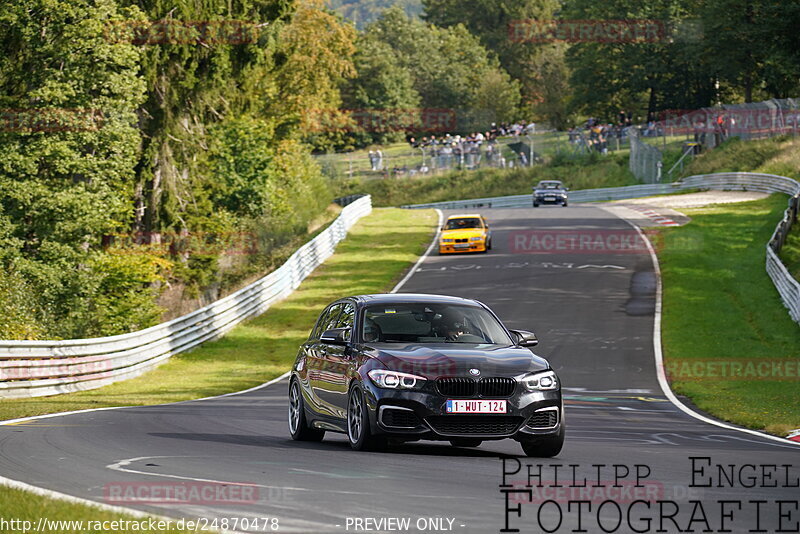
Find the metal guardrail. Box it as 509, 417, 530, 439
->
0, 196, 373, 399
403, 172, 800, 324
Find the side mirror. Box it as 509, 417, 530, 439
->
320, 327, 350, 345
509, 329, 538, 347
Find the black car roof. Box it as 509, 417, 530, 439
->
350, 293, 482, 307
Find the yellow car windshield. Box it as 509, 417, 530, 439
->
445, 218, 482, 230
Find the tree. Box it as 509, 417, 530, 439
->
422, 0, 566, 125
563, 0, 717, 120
364, 8, 520, 131
0, 0, 159, 338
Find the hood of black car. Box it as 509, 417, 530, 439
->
534, 189, 566, 194
371, 344, 549, 378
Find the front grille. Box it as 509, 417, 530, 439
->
479, 377, 515, 397
437, 377, 516, 397
454, 238, 468, 243
381, 408, 420, 428
427, 416, 523, 436
526, 410, 558, 429
437, 378, 476, 397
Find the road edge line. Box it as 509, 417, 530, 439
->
390, 209, 443, 293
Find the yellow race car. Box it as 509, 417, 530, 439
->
438, 214, 492, 254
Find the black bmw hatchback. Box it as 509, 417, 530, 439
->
288, 293, 564, 456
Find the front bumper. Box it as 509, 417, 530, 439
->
439, 241, 487, 253
534, 195, 567, 205
362, 380, 562, 441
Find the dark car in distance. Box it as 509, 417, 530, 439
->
533, 180, 568, 207
288, 293, 564, 456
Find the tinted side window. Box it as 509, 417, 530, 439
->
336, 303, 355, 329
319, 304, 343, 335
335, 302, 355, 340
311, 304, 341, 340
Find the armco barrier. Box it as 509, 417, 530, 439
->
0, 195, 372, 399
404, 172, 800, 323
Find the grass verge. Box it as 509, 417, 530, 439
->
656, 195, 800, 436
334, 151, 637, 207
0, 207, 436, 422
0, 487, 196, 534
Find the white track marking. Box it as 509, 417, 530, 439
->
391, 209, 443, 293
106, 456, 475, 500
614, 210, 799, 447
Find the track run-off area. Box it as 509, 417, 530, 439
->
1, 204, 797, 534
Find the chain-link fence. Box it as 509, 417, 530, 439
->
314, 128, 632, 181
628, 128, 663, 183
660, 98, 800, 149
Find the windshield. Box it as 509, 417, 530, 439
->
361, 303, 513, 345
444, 217, 483, 230
537, 182, 562, 190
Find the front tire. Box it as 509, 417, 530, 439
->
520, 425, 564, 457
288, 380, 325, 442
347, 386, 386, 451
562, 200, 568, 207
533, 201, 539, 207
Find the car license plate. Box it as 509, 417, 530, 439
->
454, 243, 469, 249
545, 196, 556, 201
446, 400, 507, 414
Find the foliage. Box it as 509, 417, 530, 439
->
337, 34, 421, 146
0, 0, 149, 338
422, 0, 566, 126
0, 0, 351, 339
364, 9, 521, 130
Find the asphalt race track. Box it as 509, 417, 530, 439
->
1, 205, 797, 534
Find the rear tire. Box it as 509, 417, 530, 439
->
288, 380, 325, 442
449, 438, 483, 448
347, 386, 387, 451
520, 425, 564, 457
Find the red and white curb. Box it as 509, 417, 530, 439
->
788, 429, 800, 442
620, 204, 681, 227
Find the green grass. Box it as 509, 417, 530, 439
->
0, 208, 437, 422
680, 135, 800, 181
0, 487, 196, 534
657, 195, 800, 436
334, 151, 638, 207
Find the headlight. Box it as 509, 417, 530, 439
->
441, 238, 454, 243
470, 237, 482, 241
368, 369, 426, 389
522, 370, 559, 391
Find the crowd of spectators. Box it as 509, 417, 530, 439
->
566, 112, 635, 154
